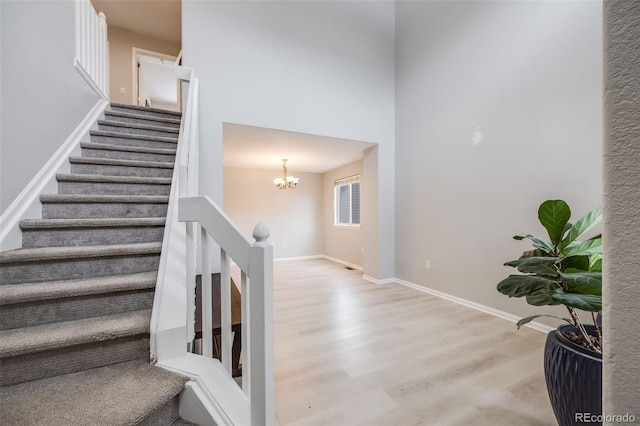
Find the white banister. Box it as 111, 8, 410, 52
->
150, 64, 274, 425
74, 0, 108, 99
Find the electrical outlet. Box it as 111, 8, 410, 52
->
120, 87, 126, 93
425, 260, 431, 269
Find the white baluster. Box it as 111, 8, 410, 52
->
241, 270, 250, 396
221, 249, 232, 373
201, 228, 213, 358
185, 220, 196, 350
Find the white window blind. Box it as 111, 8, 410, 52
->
334, 175, 360, 226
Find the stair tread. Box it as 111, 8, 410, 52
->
98, 119, 180, 134
90, 129, 178, 143
69, 156, 174, 169
0, 242, 162, 264
0, 360, 188, 425
105, 110, 181, 125
0, 310, 151, 357
0, 272, 157, 305
20, 217, 166, 229
56, 173, 172, 184
81, 141, 177, 155
111, 102, 182, 117
40, 193, 169, 203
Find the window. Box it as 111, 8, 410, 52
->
334, 176, 360, 226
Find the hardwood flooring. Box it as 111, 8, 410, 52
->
271, 258, 556, 426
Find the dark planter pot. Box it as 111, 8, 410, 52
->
544, 324, 602, 426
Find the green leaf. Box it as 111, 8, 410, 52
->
513, 234, 554, 253
504, 257, 560, 275
538, 200, 571, 247
497, 275, 560, 298
552, 292, 602, 312
526, 288, 563, 306
516, 314, 572, 329
559, 206, 603, 250
589, 254, 602, 272
559, 272, 602, 295
562, 234, 602, 258
561, 255, 590, 272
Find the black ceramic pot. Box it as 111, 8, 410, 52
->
544, 324, 602, 426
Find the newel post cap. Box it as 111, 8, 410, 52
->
253, 222, 270, 243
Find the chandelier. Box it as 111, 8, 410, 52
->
273, 159, 299, 190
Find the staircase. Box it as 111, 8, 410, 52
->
0, 104, 196, 425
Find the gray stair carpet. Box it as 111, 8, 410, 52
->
0, 360, 188, 426
0, 103, 192, 425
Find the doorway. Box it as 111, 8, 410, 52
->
132, 48, 180, 112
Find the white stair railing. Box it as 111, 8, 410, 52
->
74, 0, 108, 99
151, 66, 274, 426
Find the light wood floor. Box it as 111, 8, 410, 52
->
272, 258, 557, 426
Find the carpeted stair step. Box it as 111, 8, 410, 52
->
0, 242, 162, 285
172, 419, 199, 425
98, 119, 180, 139
0, 360, 188, 425
105, 110, 181, 129
69, 156, 174, 178
90, 130, 178, 150
81, 141, 176, 163
0, 272, 157, 329
0, 310, 152, 385
40, 194, 169, 219
20, 217, 166, 248
110, 102, 182, 120
57, 173, 172, 196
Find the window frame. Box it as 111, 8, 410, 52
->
334, 178, 360, 228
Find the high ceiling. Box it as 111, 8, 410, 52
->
91, 0, 181, 44
92, 0, 374, 174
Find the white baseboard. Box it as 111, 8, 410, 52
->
274, 255, 324, 262
0, 99, 109, 250
322, 255, 364, 271
362, 275, 395, 285
392, 278, 555, 334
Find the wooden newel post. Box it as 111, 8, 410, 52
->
249, 223, 274, 426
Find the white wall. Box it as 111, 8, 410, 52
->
182, 0, 396, 279
323, 160, 363, 267
603, 0, 640, 416
224, 167, 323, 259
0, 0, 99, 214
395, 1, 603, 322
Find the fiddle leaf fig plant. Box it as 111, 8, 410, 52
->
497, 199, 602, 354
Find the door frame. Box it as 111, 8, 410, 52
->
131, 47, 179, 107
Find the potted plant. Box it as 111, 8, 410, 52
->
497, 199, 602, 426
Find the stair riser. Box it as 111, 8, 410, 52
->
139, 395, 180, 426
98, 123, 179, 139
90, 134, 178, 150
0, 253, 160, 285
0, 335, 149, 386
104, 113, 181, 129
42, 202, 168, 219
70, 162, 174, 178
110, 105, 181, 120
1, 290, 154, 330
81, 147, 176, 163
58, 181, 171, 196
21, 226, 165, 248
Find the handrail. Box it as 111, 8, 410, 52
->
151, 65, 274, 425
